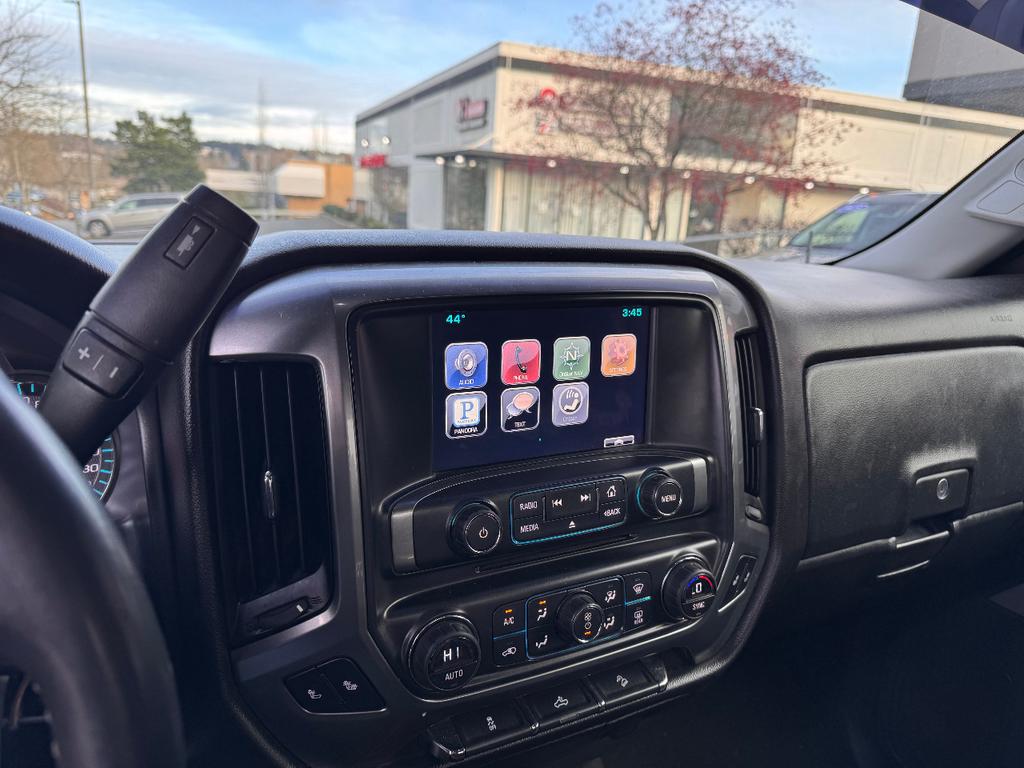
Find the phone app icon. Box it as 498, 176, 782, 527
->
501, 386, 541, 432
552, 336, 591, 381
501, 339, 541, 385
600, 334, 637, 377
445, 341, 488, 390
551, 382, 589, 427
445, 391, 487, 439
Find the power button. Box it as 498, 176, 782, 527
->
449, 503, 502, 556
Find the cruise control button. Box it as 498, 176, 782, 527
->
492, 602, 525, 636
546, 485, 598, 519
526, 626, 569, 657
454, 702, 532, 749
624, 572, 653, 602
527, 593, 561, 627
522, 681, 599, 727
493, 633, 527, 667
511, 492, 544, 519
585, 577, 624, 608
319, 658, 385, 712
588, 662, 657, 705
624, 601, 653, 632
285, 669, 343, 714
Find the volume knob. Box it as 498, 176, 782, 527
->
449, 502, 501, 557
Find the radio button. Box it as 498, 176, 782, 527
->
526, 626, 569, 657
511, 492, 544, 520
492, 603, 525, 636
546, 484, 598, 519
527, 593, 562, 627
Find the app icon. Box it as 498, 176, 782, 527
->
551, 382, 589, 427
445, 342, 488, 390
552, 336, 591, 381
500, 386, 540, 432
501, 339, 541, 385
445, 391, 487, 439
600, 334, 637, 377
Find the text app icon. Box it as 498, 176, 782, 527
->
600, 334, 637, 377
501, 339, 541, 385
552, 336, 591, 381
445, 341, 488, 390
500, 386, 541, 432
445, 391, 487, 439
552, 382, 589, 427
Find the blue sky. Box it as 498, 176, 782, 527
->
42, 0, 922, 151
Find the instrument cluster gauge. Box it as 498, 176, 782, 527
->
9, 373, 118, 502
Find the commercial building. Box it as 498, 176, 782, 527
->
205, 158, 353, 214
354, 42, 1024, 248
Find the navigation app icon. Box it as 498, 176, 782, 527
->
552, 336, 591, 381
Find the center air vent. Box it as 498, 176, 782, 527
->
735, 333, 766, 497
210, 360, 331, 642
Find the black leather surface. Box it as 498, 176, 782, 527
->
0, 375, 184, 767
805, 347, 1024, 555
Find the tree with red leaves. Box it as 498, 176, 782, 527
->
522, 0, 846, 240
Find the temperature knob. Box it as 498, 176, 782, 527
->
662, 557, 717, 621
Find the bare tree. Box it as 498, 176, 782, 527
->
0, 1, 77, 208
513, 0, 848, 239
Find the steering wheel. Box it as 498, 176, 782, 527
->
0, 380, 185, 768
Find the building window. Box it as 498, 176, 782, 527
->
444, 162, 487, 230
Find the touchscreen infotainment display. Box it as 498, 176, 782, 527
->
432, 304, 650, 471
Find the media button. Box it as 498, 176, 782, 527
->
445, 342, 488, 390
501, 339, 541, 385
513, 517, 545, 541
546, 484, 598, 519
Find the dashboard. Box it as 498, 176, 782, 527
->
4, 215, 1024, 768
205, 262, 769, 766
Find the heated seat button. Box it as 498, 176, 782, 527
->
522, 681, 599, 727
319, 658, 385, 712
588, 662, 657, 705
454, 702, 533, 749
493, 633, 527, 667
546, 484, 598, 519
285, 669, 343, 714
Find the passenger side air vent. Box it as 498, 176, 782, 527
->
735, 333, 766, 497
210, 360, 331, 643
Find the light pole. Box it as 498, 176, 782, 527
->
66, 0, 94, 213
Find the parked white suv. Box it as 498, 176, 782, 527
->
79, 192, 184, 238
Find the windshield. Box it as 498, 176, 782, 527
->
2, 0, 1023, 263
